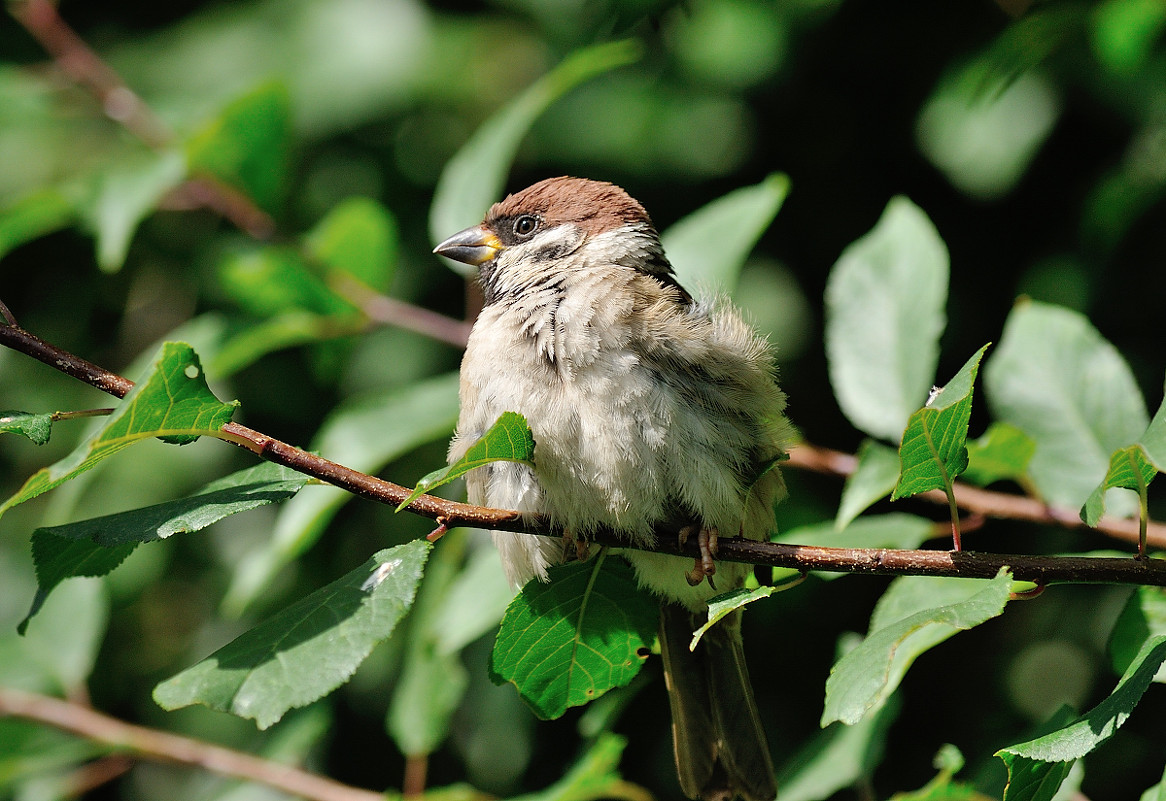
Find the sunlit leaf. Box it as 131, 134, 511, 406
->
662, 172, 790, 296
490, 554, 657, 720
0, 411, 52, 446
690, 585, 780, 649
305, 196, 399, 292
825, 196, 949, 441
154, 540, 431, 729
835, 439, 900, 529
0, 190, 75, 261
1109, 586, 1166, 684
396, 411, 534, 512
1081, 445, 1156, 526
964, 422, 1036, 487
217, 246, 353, 318
0, 342, 238, 521
430, 40, 642, 271
892, 345, 990, 500
822, 569, 1011, 726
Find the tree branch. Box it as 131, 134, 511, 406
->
2, 317, 1165, 586
0, 688, 388, 801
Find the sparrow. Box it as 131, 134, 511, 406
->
436, 177, 794, 801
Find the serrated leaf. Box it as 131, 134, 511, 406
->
964, 422, 1036, 487
490, 553, 657, 720
822, 569, 1011, 726
20, 462, 308, 633
1081, 445, 1157, 526
154, 540, 431, 729
690, 586, 780, 650
1110, 586, 1166, 683
305, 196, 399, 293
0, 342, 238, 521
835, 439, 901, 529
0, 410, 52, 445
186, 81, 290, 211
0, 189, 75, 261
396, 411, 534, 512
893, 344, 990, 500
661, 172, 790, 296
984, 300, 1148, 514
825, 196, 950, 441
998, 634, 1166, 762
429, 40, 642, 271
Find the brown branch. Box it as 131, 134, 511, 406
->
2, 318, 1165, 587
330, 273, 472, 349
0, 688, 388, 801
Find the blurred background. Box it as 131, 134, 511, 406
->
1, 0, 1165, 799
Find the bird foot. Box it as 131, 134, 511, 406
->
561, 531, 590, 563
680, 525, 718, 588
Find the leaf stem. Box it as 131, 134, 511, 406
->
51, 408, 114, 421
946, 483, 962, 552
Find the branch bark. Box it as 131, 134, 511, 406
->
2, 318, 1165, 587
0, 688, 388, 801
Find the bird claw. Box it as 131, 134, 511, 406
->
561, 531, 590, 563
680, 525, 718, 588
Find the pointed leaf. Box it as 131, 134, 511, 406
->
984, 300, 1148, 513
21, 462, 308, 633
305, 196, 399, 293
1110, 586, 1166, 683
0, 410, 53, 445
998, 754, 1075, 801
0, 342, 238, 520
661, 172, 790, 296
822, 569, 1011, 726
154, 540, 431, 729
690, 585, 779, 650
430, 40, 642, 270
1081, 445, 1156, 526
825, 196, 949, 441
964, 422, 1036, 487
998, 634, 1166, 762
396, 411, 534, 511
835, 439, 901, 529
490, 553, 657, 720
893, 345, 990, 500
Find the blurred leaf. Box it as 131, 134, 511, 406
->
430, 541, 516, 655
1138, 382, 1166, 469
997, 634, 1166, 762
1110, 586, 1166, 684
892, 344, 990, 501
305, 196, 399, 292
1080, 445, 1156, 526
0, 343, 238, 521
0, 411, 52, 446
984, 300, 1148, 514
211, 311, 358, 378
825, 196, 949, 442
509, 732, 645, 801
0, 719, 107, 791
777, 694, 900, 801
490, 553, 657, 720
430, 39, 642, 270
1091, 0, 1166, 76
223, 373, 459, 615
835, 439, 900, 529
895, 744, 990, 801
0, 190, 75, 261
186, 81, 291, 211
21, 462, 308, 633
79, 149, 187, 273
7, 578, 109, 693
397, 411, 534, 512
822, 569, 1011, 726
964, 422, 1036, 487
1141, 763, 1166, 801
661, 172, 790, 296
218, 246, 353, 318
155, 540, 431, 729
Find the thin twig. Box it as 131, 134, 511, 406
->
330, 273, 472, 348
0, 688, 388, 801
0, 299, 19, 327
1, 319, 1165, 586
51, 408, 114, 421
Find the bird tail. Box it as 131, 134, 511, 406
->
659, 604, 777, 801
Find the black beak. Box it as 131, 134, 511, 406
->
434, 224, 503, 267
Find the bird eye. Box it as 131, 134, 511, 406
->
513, 215, 538, 237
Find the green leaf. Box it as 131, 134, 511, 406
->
0, 189, 75, 261
777, 695, 900, 801
396, 411, 534, 512
894, 744, 987, 801
1141, 762, 1166, 801
0, 342, 238, 521
154, 540, 431, 729
490, 553, 658, 720
998, 755, 1076, 801
964, 422, 1036, 487
984, 300, 1149, 514
210, 310, 357, 378
690, 585, 780, 649
1091, 0, 1166, 76
218, 246, 353, 318
305, 196, 399, 293
1138, 381, 1166, 470
79, 149, 188, 272
186, 81, 291, 211
0, 410, 52, 445
1110, 586, 1166, 683
822, 569, 1012, 726
509, 732, 641, 801
222, 373, 459, 615
4, 577, 110, 693
661, 172, 790, 296
825, 196, 950, 441
835, 439, 901, 529
430, 543, 517, 655
429, 40, 642, 271
20, 461, 309, 633
998, 634, 1166, 762
892, 344, 990, 500
1080, 445, 1157, 526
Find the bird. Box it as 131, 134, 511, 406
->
435, 176, 794, 801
